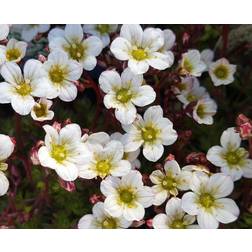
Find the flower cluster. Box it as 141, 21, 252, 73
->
0, 24, 250, 229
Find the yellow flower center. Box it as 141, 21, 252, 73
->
214, 65, 228, 79
225, 148, 247, 166
96, 24, 110, 34
182, 58, 193, 73
101, 218, 117, 229
6, 48, 21, 61
187, 93, 197, 102
65, 42, 86, 61
116, 88, 133, 103
49, 65, 66, 84
198, 193, 215, 209
96, 159, 111, 178
131, 48, 148, 61
51, 144, 67, 162
15, 82, 32, 96
161, 175, 177, 191
141, 126, 159, 143
196, 104, 205, 118
119, 189, 135, 204
33, 103, 47, 117
170, 219, 186, 229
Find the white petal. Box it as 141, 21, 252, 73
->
142, 28, 164, 52
58, 81, 77, 102
181, 192, 199, 215
0, 171, 9, 196
147, 52, 173, 70
137, 186, 154, 207
38, 146, 59, 169
0, 24, 9, 40
153, 214, 168, 229
67, 60, 83, 80
149, 170, 164, 184
215, 198, 240, 224
81, 56, 97, 71
85, 36, 103, 56
115, 104, 137, 125
206, 146, 226, 167
123, 202, 145, 221
164, 160, 180, 175
1, 62, 22, 85
208, 173, 234, 198
220, 127, 241, 149
54, 162, 79, 181
99, 70, 122, 93
165, 197, 183, 216
24, 59, 44, 81
243, 159, 252, 178
111, 160, 131, 177
128, 59, 149, 75
59, 123, 82, 146
132, 85, 156, 107
110, 37, 131, 60
100, 176, 121, 196
190, 171, 209, 193
121, 67, 143, 88
153, 189, 168, 206
48, 28, 65, 42
104, 195, 122, 218
65, 24, 83, 43
143, 105, 163, 122
197, 210, 219, 229
121, 170, 143, 188
0, 82, 14, 103
120, 24, 143, 46
92, 202, 106, 219
43, 124, 59, 147
78, 214, 95, 229
11, 95, 35, 115
0, 134, 14, 160
143, 143, 164, 162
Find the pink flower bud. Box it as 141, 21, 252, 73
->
30, 140, 44, 165
89, 194, 104, 204
52, 121, 62, 132
146, 219, 153, 228
38, 54, 47, 63
165, 153, 175, 161
59, 179, 76, 192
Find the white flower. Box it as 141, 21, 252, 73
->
0, 60, 49, 115
43, 50, 83, 102
179, 49, 206, 77
176, 78, 209, 106
192, 97, 217, 125
200, 49, 214, 69
31, 98, 54, 121
123, 105, 178, 162
38, 124, 87, 181
49, 24, 103, 70
0, 134, 15, 196
111, 132, 141, 169
13, 24, 50, 42
78, 139, 131, 179
0, 38, 27, 65
150, 160, 191, 206
0, 24, 10, 41
83, 24, 118, 48
153, 197, 198, 229
181, 172, 239, 229
207, 127, 252, 181
78, 202, 132, 229
100, 170, 153, 221
99, 68, 156, 124
209, 58, 236, 86
110, 24, 173, 74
